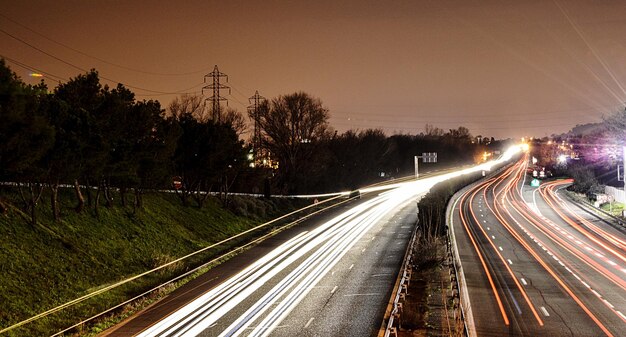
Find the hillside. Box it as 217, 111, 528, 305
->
0, 189, 308, 336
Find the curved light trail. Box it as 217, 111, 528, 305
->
454, 155, 625, 336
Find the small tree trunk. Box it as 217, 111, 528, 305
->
85, 178, 92, 207
103, 179, 112, 208
134, 188, 143, 210
49, 182, 60, 221
74, 179, 85, 213
26, 183, 44, 225
94, 182, 101, 216
120, 187, 127, 207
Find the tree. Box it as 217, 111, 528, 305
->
168, 94, 204, 121
0, 59, 55, 221
53, 70, 106, 214
172, 113, 245, 207
250, 92, 330, 193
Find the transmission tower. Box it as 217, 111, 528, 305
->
202, 65, 230, 122
248, 90, 266, 152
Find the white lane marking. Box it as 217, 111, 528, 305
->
498, 246, 503, 251
343, 293, 380, 297
304, 317, 315, 328
361, 248, 366, 252
521, 278, 527, 285
331, 271, 335, 276
331, 286, 338, 294
540, 306, 550, 317
507, 259, 513, 265
349, 264, 354, 270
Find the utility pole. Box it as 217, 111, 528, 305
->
248, 90, 266, 153
202, 65, 230, 122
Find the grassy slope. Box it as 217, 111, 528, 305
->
0, 189, 307, 336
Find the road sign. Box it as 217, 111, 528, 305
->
530, 179, 540, 187
422, 152, 437, 163
172, 176, 183, 190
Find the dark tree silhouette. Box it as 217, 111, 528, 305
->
250, 92, 330, 193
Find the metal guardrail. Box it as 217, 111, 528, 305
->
446, 195, 474, 337
382, 221, 419, 337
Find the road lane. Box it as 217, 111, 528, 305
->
452, 156, 626, 336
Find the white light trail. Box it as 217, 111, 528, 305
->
137, 145, 524, 337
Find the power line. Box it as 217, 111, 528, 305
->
0, 13, 211, 76
1, 54, 67, 83
0, 28, 201, 94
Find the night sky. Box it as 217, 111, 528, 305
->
2, 0, 626, 139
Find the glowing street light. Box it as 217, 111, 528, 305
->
557, 154, 568, 164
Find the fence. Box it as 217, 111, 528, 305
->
605, 185, 626, 204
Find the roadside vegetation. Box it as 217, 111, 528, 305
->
396, 162, 510, 336
0, 188, 308, 336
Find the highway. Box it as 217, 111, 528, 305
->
103, 149, 520, 337
452, 156, 626, 336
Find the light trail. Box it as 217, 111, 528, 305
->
456, 156, 623, 336
498, 159, 621, 333
132, 146, 524, 337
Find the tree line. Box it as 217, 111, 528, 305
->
0, 59, 494, 224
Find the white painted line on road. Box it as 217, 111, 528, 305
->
209, 323, 217, 328
617, 311, 626, 320
361, 248, 366, 253
304, 317, 315, 328
507, 259, 513, 265
581, 281, 590, 288
344, 293, 380, 297
603, 300, 614, 309
540, 306, 550, 317
521, 278, 527, 285
608, 260, 617, 266
349, 264, 354, 270
331, 286, 338, 294
498, 246, 503, 251
371, 237, 376, 241
331, 271, 335, 276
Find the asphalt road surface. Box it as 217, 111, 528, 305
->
451, 156, 625, 337
103, 150, 518, 337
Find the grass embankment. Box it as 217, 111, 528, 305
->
0, 189, 308, 336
